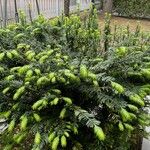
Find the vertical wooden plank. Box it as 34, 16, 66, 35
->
52, 0, 53, 16
7, 0, 13, 24
3, 0, 8, 27
45, 0, 49, 18
50, 0, 52, 17
39, 0, 42, 12
42, 0, 44, 13
31, 0, 36, 19
0, 0, 4, 27
43, 0, 46, 15
31, 0, 35, 19
24, 0, 28, 20
61, 0, 64, 14
44, 0, 46, 11
54, 0, 56, 17
58, 0, 60, 15
27, 1, 33, 23
56, 0, 57, 16
46, 0, 49, 17
26, 0, 31, 19
51, 0, 54, 17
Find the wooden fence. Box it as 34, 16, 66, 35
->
0, 0, 91, 27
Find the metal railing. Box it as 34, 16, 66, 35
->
0, 0, 91, 27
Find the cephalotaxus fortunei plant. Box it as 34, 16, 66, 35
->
0, 8, 150, 150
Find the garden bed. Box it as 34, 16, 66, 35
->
98, 15, 150, 32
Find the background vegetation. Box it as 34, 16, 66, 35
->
113, 0, 150, 18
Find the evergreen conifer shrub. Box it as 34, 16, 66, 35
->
0, 10, 150, 150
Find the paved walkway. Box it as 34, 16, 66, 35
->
99, 16, 150, 32
142, 138, 150, 150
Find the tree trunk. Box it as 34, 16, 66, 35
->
91, 0, 95, 3
64, 0, 70, 16
103, 0, 113, 13
35, 0, 40, 15
91, 0, 95, 8
14, 0, 19, 23
133, 136, 143, 150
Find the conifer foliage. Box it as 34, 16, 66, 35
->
0, 9, 150, 150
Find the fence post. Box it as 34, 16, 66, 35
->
103, 0, 113, 13
64, 0, 70, 16
3, 0, 8, 27
14, 0, 19, 23
35, 0, 40, 15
